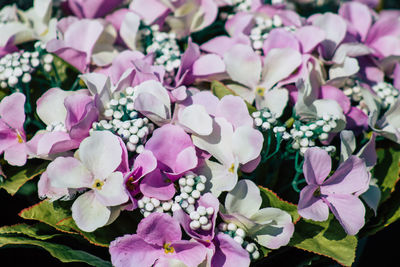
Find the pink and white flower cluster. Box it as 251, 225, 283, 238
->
1, 0, 399, 266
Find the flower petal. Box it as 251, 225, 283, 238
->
325, 194, 366, 235
225, 179, 262, 218
79, 131, 122, 180
322, 156, 370, 195
211, 233, 250, 267
47, 156, 92, 189
298, 184, 330, 222
303, 147, 331, 185
137, 213, 182, 246
259, 48, 302, 91
72, 191, 111, 232
223, 44, 261, 89
215, 95, 253, 129
232, 126, 263, 164
110, 234, 161, 267
0, 92, 25, 130
95, 172, 129, 206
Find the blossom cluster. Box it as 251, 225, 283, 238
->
0, 0, 399, 266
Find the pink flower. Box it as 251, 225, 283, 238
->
110, 213, 207, 267
0, 92, 28, 166
46, 131, 129, 232
67, 0, 124, 19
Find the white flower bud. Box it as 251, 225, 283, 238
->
190, 220, 201, 230
235, 228, 245, 238
227, 223, 237, 231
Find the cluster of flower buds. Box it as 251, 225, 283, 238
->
173, 173, 207, 213
91, 87, 155, 154
138, 196, 174, 217
371, 82, 399, 109
0, 42, 53, 89
143, 25, 181, 83
249, 15, 296, 53
218, 222, 261, 260
187, 205, 214, 231
252, 108, 290, 139
290, 114, 338, 155
46, 121, 67, 132
232, 0, 253, 12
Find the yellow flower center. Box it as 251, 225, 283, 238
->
93, 179, 104, 190
17, 133, 23, 143
163, 243, 175, 254
228, 164, 235, 173
256, 87, 265, 97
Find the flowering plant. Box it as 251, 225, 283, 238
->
0, 0, 399, 266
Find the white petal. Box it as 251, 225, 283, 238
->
120, 12, 140, 50
178, 104, 213, 135
192, 117, 234, 165
72, 191, 111, 232
232, 126, 263, 164
95, 172, 129, 207
329, 57, 360, 79
225, 179, 262, 218
256, 88, 288, 118
36, 88, 72, 125
203, 159, 238, 197
46, 157, 92, 189
223, 44, 261, 89
260, 48, 302, 91
79, 131, 122, 180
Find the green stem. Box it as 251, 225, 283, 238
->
52, 61, 61, 87
69, 76, 80, 91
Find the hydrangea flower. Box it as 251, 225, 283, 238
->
27, 87, 98, 159
0, 92, 28, 166
189, 93, 264, 196
46, 131, 129, 232
298, 147, 370, 235
221, 179, 295, 249
46, 17, 117, 72
109, 212, 207, 267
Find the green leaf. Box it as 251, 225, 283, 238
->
0, 236, 111, 267
289, 215, 358, 267
372, 144, 400, 203
0, 223, 61, 240
19, 200, 77, 234
211, 80, 257, 114
259, 186, 300, 223
0, 161, 48, 196
19, 200, 140, 247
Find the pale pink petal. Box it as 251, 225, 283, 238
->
46, 156, 92, 189
223, 44, 261, 89
303, 147, 331, 185
79, 131, 122, 180
72, 191, 111, 232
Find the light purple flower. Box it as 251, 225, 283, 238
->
46, 131, 129, 232
109, 212, 207, 267
298, 147, 370, 235
0, 92, 28, 166
130, 0, 218, 37
27, 88, 98, 159
46, 17, 117, 72
221, 179, 295, 249
145, 124, 198, 179
184, 93, 262, 195
339, 2, 400, 59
